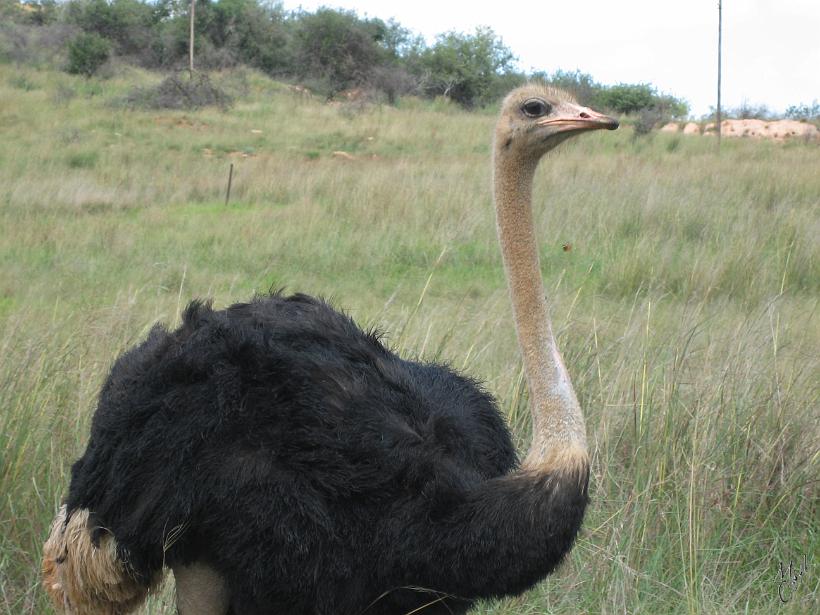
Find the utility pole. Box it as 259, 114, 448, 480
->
717, 1, 722, 150
189, 0, 195, 75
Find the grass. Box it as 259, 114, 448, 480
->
0, 64, 818, 614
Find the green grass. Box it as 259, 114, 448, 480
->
1, 65, 818, 614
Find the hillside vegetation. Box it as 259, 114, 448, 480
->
0, 65, 818, 614
2, 0, 695, 115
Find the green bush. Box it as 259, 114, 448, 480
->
64, 0, 156, 57
595, 83, 656, 115
66, 32, 110, 76
594, 83, 689, 119
653, 93, 689, 119
291, 8, 387, 94
529, 71, 689, 118
204, 0, 290, 73
414, 27, 518, 107
541, 69, 599, 106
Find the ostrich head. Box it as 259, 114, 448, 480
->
495, 83, 618, 158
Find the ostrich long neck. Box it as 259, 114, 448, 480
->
493, 143, 587, 472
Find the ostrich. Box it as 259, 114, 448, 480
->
43, 84, 618, 615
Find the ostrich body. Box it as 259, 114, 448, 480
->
43, 84, 618, 615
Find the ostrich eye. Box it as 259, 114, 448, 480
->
522, 99, 550, 117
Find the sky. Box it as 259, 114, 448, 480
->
282, 0, 820, 117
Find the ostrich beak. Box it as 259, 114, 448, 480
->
538, 105, 619, 132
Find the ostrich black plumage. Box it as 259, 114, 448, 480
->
43, 84, 618, 615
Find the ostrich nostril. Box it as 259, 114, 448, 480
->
579, 112, 591, 119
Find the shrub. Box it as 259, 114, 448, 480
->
66, 32, 110, 76
204, 0, 290, 74
8, 73, 37, 90
654, 93, 689, 119
64, 0, 157, 58
0, 22, 77, 66
52, 81, 77, 106
368, 64, 418, 104
291, 8, 387, 94
527, 72, 688, 119
541, 69, 600, 106
730, 100, 774, 120
414, 27, 517, 107
595, 83, 656, 115
121, 72, 232, 110
593, 83, 689, 119
785, 101, 820, 120
632, 107, 663, 138
65, 150, 98, 168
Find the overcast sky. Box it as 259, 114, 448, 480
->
283, 0, 820, 116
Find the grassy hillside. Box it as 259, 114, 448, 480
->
1, 65, 817, 614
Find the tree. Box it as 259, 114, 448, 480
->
373, 18, 418, 60
653, 93, 689, 119
291, 8, 387, 93
415, 26, 516, 107
64, 0, 158, 59
202, 0, 289, 73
